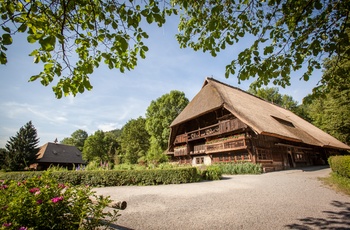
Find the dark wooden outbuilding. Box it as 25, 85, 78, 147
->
168, 78, 350, 171
31, 142, 85, 170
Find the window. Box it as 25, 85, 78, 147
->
257, 148, 272, 160
294, 148, 305, 161
196, 157, 204, 164
271, 116, 295, 127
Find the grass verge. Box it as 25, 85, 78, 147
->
319, 172, 350, 196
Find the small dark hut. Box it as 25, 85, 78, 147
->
168, 78, 350, 171
32, 142, 85, 170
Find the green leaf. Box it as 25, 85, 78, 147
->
140, 49, 146, 59
27, 35, 37, 43
264, 46, 274, 55
0, 51, 7, 64
146, 14, 153, 24
39, 36, 56, 51
44, 63, 54, 71
29, 74, 41, 82
2, 26, 11, 33
2, 34, 12, 45
314, 1, 323, 10
83, 78, 93, 90
18, 23, 27, 32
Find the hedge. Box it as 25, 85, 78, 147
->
328, 155, 350, 179
0, 167, 203, 186
215, 162, 262, 175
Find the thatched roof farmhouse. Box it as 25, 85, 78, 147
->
168, 78, 349, 171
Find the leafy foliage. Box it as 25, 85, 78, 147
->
4, 121, 39, 171
175, 0, 350, 88
248, 85, 298, 111
60, 129, 88, 151
0, 0, 174, 98
3, 1, 347, 97
82, 130, 118, 163
1, 167, 201, 186
305, 89, 350, 144
0, 171, 119, 229
313, 27, 350, 96
302, 37, 350, 145
145, 90, 189, 151
329, 155, 350, 179
215, 162, 263, 175
0, 148, 7, 170
119, 117, 150, 164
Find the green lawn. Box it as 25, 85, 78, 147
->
320, 172, 350, 196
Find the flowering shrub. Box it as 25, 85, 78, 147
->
0, 172, 119, 230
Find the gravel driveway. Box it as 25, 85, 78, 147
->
93, 166, 350, 229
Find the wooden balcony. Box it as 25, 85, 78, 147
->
174, 134, 187, 144
192, 144, 206, 155
205, 137, 247, 154
174, 145, 188, 156
174, 118, 247, 144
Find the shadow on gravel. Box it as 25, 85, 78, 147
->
285, 200, 350, 229
107, 223, 133, 230
286, 165, 330, 172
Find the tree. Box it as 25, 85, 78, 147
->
175, 0, 350, 89
119, 117, 150, 164
248, 86, 298, 111
145, 90, 189, 151
104, 131, 120, 165
0, 0, 172, 98
312, 28, 350, 96
301, 38, 350, 145
60, 129, 88, 151
305, 89, 350, 145
4, 121, 39, 171
0, 148, 7, 169
82, 130, 108, 162
1, 1, 349, 97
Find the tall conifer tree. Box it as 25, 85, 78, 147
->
5, 121, 39, 171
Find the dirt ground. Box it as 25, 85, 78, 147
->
94, 166, 350, 230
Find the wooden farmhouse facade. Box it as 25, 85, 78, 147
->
167, 78, 350, 172
31, 142, 85, 170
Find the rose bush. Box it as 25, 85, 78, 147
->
0, 172, 119, 230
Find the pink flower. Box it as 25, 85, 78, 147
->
58, 183, 66, 189
19, 227, 28, 230
29, 188, 40, 193
36, 200, 43, 205
0, 185, 8, 190
51, 196, 64, 203
34, 191, 41, 196
3, 223, 11, 227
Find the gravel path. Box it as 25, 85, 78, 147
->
93, 166, 350, 229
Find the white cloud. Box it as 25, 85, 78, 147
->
97, 123, 119, 132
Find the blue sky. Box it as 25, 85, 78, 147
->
0, 17, 322, 148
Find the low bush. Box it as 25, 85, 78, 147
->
328, 155, 350, 179
0, 167, 200, 187
215, 162, 262, 175
199, 165, 222, 180
0, 172, 119, 230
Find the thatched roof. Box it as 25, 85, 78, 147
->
36, 142, 85, 164
170, 78, 350, 150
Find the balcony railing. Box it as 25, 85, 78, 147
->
192, 144, 206, 155
205, 137, 247, 154
174, 118, 247, 144
174, 145, 188, 156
